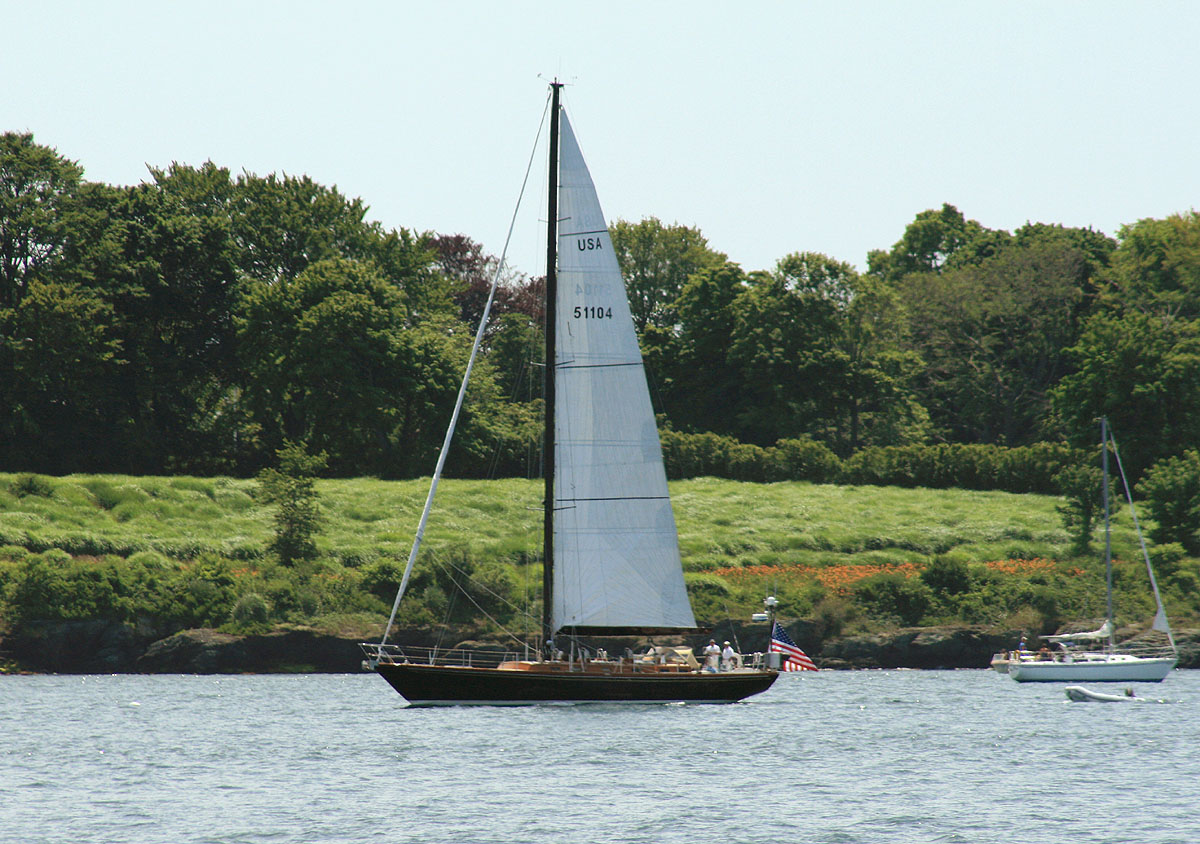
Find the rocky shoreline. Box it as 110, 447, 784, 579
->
5, 619, 1197, 674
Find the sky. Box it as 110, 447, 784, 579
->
4, 2, 1198, 277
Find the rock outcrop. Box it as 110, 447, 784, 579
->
4, 620, 1197, 673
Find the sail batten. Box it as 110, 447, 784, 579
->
550, 111, 697, 634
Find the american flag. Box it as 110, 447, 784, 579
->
770, 622, 818, 671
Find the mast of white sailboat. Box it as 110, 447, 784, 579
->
1101, 416, 1115, 654
542, 80, 562, 655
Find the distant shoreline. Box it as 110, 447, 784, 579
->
6, 621, 1194, 675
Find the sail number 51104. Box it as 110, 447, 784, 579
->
573, 306, 613, 319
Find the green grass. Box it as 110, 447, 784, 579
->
0, 473, 1083, 570
671, 479, 1072, 570
1, 472, 1195, 635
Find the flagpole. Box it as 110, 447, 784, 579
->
764, 595, 779, 670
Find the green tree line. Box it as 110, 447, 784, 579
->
5, 133, 1200, 491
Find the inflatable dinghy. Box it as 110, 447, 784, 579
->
1065, 685, 1141, 702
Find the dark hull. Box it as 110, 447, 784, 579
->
375, 663, 777, 706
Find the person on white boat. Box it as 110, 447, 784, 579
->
721, 641, 736, 671
703, 639, 720, 672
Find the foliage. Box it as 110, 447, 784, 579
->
1108, 211, 1200, 320
851, 572, 934, 627
609, 217, 726, 333
660, 431, 842, 483
1052, 311, 1200, 484
1137, 450, 1200, 554
230, 591, 270, 631
920, 555, 971, 595
839, 441, 1082, 494
9, 473, 55, 498
2, 472, 1198, 641
6, 122, 1200, 485
0, 132, 84, 309
895, 221, 1109, 445
683, 571, 734, 623
1054, 460, 1105, 554
767, 438, 843, 484
255, 442, 328, 565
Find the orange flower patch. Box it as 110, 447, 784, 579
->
981, 558, 1057, 575
714, 562, 921, 594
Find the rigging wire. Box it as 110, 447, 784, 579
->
1106, 420, 1176, 650
429, 552, 536, 648
378, 90, 553, 648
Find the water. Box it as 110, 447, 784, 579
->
3, 669, 1197, 844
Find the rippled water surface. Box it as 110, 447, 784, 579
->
3, 669, 1198, 843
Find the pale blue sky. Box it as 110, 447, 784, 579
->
5, 2, 1197, 276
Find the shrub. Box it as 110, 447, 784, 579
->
684, 572, 734, 622
851, 572, 933, 627
128, 550, 172, 570
921, 555, 971, 596
231, 592, 270, 628
811, 594, 855, 638
9, 474, 55, 498
767, 437, 841, 483
840, 442, 1080, 494
0, 545, 30, 562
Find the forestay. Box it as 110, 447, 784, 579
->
550, 112, 697, 634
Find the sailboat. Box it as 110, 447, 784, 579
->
360, 82, 777, 705
1008, 418, 1177, 683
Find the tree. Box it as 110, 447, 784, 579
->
0, 133, 83, 310
1054, 461, 1105, 554
103, 163, 245, 473
727, 255, 848, 445
666, 263, 749, 436
798, 261, 928, 453
867, 203, 988, 282
1109, 212, 1200, 319
255, 442, 328, 565
233, 171, 449, 321
900, 224, 1109, 445
236, 257, 487, 476
609, 217, 726, 333
430, 233, 533, 333
0, 280, 123, 473
1137, 450, 1200, 554
1052, 311, 1200, 483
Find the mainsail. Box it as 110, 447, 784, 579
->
550, 112, 697, 634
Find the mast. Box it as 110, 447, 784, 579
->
1102, 416, 1114, 654
542, 81, 562, 653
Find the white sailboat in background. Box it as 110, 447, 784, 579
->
1008, 418, 1177, 683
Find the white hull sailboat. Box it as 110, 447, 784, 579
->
1010, 652, 1175, 683
361, 82, 776, 705
1009, 419, 1177, 683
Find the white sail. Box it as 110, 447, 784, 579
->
550, 112, 697, 633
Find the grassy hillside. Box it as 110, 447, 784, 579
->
1, 472, 1196, 640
